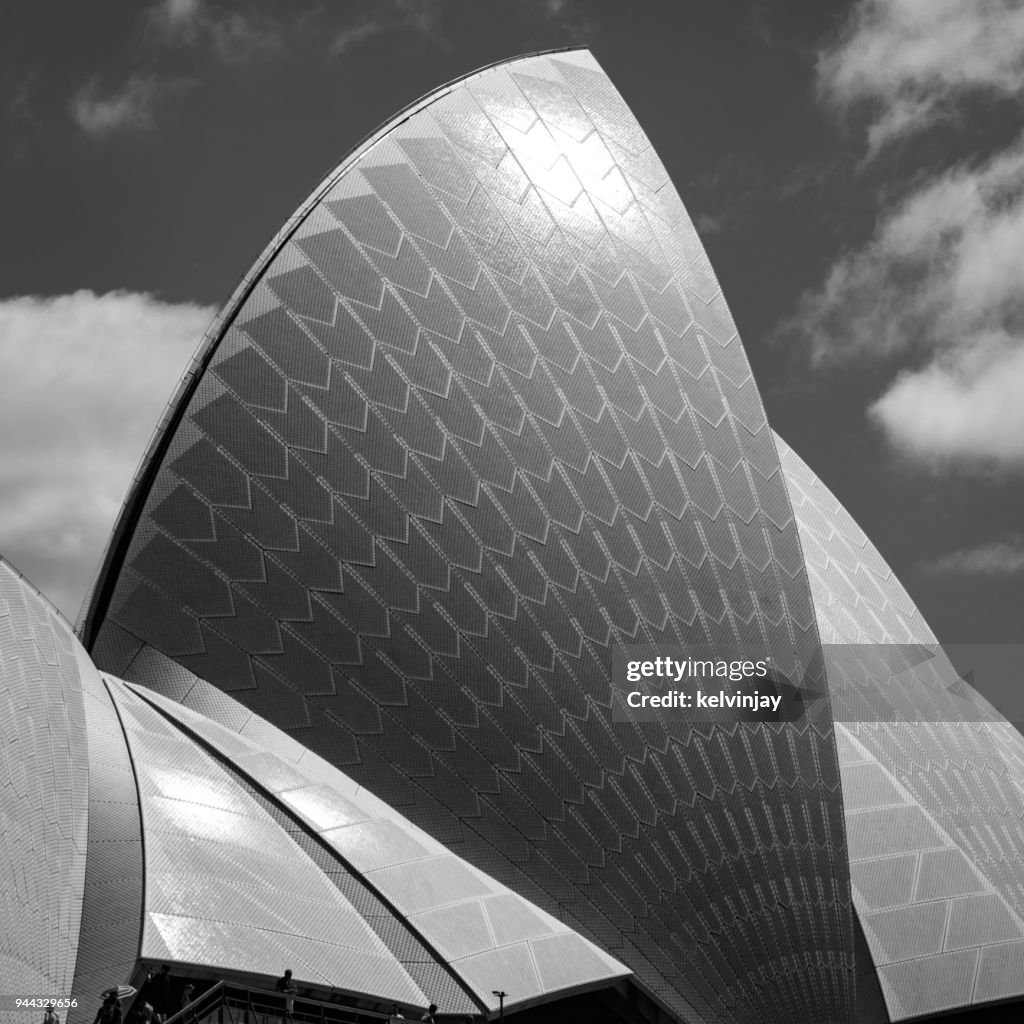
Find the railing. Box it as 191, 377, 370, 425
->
162, 983, 397, 1024
162, 982, 231, 1024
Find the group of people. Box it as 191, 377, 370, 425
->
89, 966, 196, 1024
135, 965, 196, 1024
72, 965, 445, 1024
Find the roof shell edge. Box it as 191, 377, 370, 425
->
76, 45, 595, 649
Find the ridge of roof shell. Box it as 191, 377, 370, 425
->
76, 46, 592, 648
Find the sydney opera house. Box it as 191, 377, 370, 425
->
5, 48, 1024, 1024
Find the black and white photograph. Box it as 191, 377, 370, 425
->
3, 2, 1024, 1022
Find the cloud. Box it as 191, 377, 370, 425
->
328, 0, 593, 58
794, 0, 1024, 470
0, 291, 213, 619
692, 212, 731, 237
331, 19, 391, 56
147, 0, 283, 62
8, 74, 35, 124
793, 138, 1024, 360
330, 0, 444, 56
922, 536, 1024, 576
870, 340, 1024, 465
70, 76, 162, 136
819, 0, 1024, 154
152, 0, 203, 35
783, 134, 1024, 468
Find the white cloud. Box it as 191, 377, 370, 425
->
205, 11, 283, 61
785, 132, 1024, 469
796, 1, 1024, 470
870, 340, 1024, 465
331, 19, 390, 56
70, 76, 161, 136
819, 0, 1024, 154
922, 536, 1024, 576
796, 138, 1024, 359
153, 0, 203, 35
0, 291, 213, 619
330, 0, 444, 56
147, 0, 283, 62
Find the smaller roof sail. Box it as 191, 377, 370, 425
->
778, 433, 1024, 1020
122, 663, 630, 1015
106, 677, 427, 1007
0, 558, 91, 1008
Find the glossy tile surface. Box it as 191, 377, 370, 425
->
82, 50, 853, 1024
0, 560, 90, 1020
780, 433, 1024, 1020
107, 678, 425, 1005
77, 49, 856, 1024
130, 672, 628, 1014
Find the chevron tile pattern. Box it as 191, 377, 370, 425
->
0, 560, 89, 1022
84, 51, 853, 1023
104, 678, 427, 1007
128, 671, 628, 1015
0, 558, 146, 1024
779, 433, 1024, 1019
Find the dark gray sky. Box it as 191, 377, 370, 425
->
2, 0, 1022, 650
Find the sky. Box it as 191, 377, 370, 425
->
2, 0, 1022, 658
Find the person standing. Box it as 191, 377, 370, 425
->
43, 1004, 60, 1024
145, 966, 173, 1024
93, 995, 121, 1024
274, 969, 297, 1020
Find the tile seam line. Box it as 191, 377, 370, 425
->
89, 674, 148, 987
